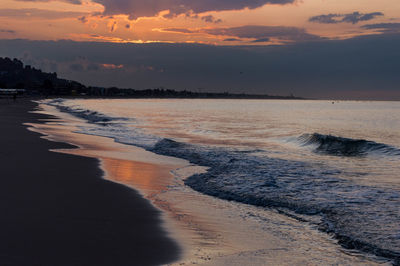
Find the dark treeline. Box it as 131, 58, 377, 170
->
0, 57, 303, 99
88, 86, 303, 99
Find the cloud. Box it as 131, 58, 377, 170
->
162, 28, 195, 34
361, 23, 400, 33
0, 8, 88, 20
90, 0, 295, 20
78, 16, 88, 23
251, 38, 270, 43
223, 38, 242, 42
109, 21, 117, 32
9, 0, 294, 20
309, 11, 384, 24
204, 25, 322, 42
101, 63, 124, 69
0, 29, 16, 34
309, 14, 340, 24
162, 25, 321, 42
201, 15, 222, 24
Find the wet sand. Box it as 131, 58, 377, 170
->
0, 99, 180, 265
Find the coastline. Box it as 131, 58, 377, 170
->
0, 99, 180, 265
28, 98, 389, 265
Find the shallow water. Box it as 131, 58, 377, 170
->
43, 98, 400, 264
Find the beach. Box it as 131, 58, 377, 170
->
0, 98, 396, 265
0, 99, 180, 265
25, 98, 392, 265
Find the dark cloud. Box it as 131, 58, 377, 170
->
0, 8, 88, 19
309, 11, 384, 24
223, 38, 242, 42
201, 15, 222, 24
204, 25, 322, 42
362, 23, 400, 33
78, 16, 88, 23
0, 29, 16, 34
90, 0, 294, 20
109, 21, 117, 32
1, 35, 399, 100
342, 12, 384, 24
251, 38, 270, 43
162, 28, 195, 34
163, 25, 321, 42
309, 14, 339, 24
9, 0, 294, 21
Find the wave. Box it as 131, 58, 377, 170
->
46, 98, 130, 124
298, 133, 400, 157
153, 138, 400, 264
155, 139, 400, 264
43, 99, 400, 264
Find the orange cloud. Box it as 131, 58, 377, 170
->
101, 63, 123, 69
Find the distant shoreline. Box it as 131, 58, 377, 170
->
58, 94, 306, 100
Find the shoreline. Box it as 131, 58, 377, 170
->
30, 98, 389, 265
0, 99, 180, 265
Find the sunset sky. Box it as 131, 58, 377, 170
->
1, 0, 400, 99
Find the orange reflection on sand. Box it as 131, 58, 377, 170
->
102, 158, 172, 195
101, 158, 219, 246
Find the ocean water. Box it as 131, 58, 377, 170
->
45, 98, 400, 264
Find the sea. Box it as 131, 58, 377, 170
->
42, 98, 400, 264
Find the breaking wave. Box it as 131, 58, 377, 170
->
46, 98, 130, 124
298, 133, 400, 157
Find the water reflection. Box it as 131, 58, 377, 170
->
102, 158, 171, 195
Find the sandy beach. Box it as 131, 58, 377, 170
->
0, 98, 392, 265
0, 99, 180, 265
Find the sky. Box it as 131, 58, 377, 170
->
0, 0, 400, 99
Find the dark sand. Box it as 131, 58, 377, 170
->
0, 99, 180, 266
